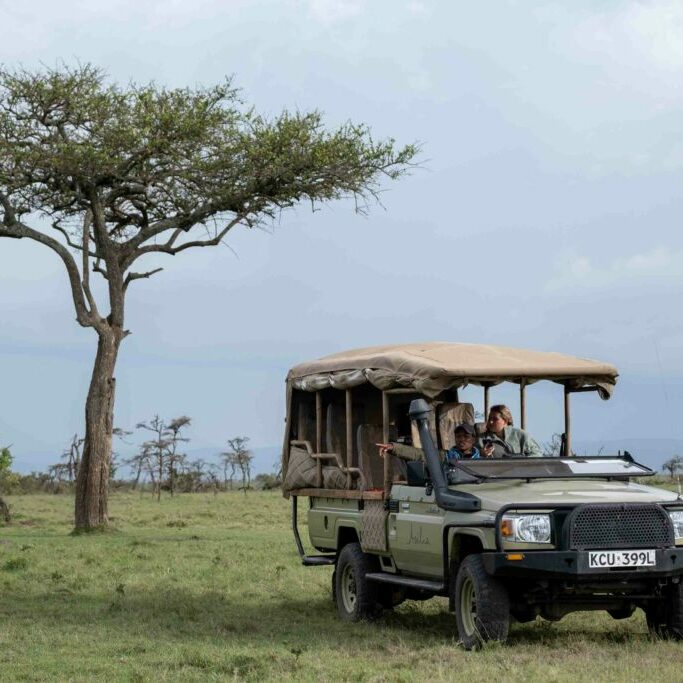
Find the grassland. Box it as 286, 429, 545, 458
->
0, 491, 681, 682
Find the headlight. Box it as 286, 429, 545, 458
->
501, 514, 551, 544
669, 510, 683, 539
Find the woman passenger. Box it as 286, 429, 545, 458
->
480, 404, 542, 457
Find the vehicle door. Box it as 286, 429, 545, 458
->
387, 484, 445, 578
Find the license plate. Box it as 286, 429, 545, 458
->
588, 549, 656, 568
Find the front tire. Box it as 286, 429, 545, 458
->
454, 554, 510, 650
646, 583, 683, 639
334, 543, 382, 622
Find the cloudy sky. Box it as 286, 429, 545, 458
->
1, 0, 682, 471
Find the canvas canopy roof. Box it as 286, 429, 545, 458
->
287, 342, 619, 399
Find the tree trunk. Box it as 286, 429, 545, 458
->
0, 497, 11, 523
132, 461, 142, 490
157, 455, 162, 501
74, 328, 122, 530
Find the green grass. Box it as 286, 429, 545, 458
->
0, 491, 681, 682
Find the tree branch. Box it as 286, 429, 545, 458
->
90, 191, 125, 328
51, 222, 97, 254
121, 199, 243, 260
93, 258, 109, 279
81, 210, 100, 320
123, 267, 163, 292
125, 214, 246, 267
0, 190, 18, 228
0, 217, 94, 327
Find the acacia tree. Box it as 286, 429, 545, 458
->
61, 434, 84, 482
220, 448, 238, 490
0, 65, 416, 529
124, 449, 147, 490
136, 415, 169, 501
0, 445, 12, 522
663, 456, 683, 479
164, 416, 191, 496
225, 436, 253, 492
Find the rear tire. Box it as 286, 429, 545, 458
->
646, 583, 683, 639
454, 554, 510, 650
334, 543, 382, 622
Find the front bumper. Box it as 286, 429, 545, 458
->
482, 548, 683, 580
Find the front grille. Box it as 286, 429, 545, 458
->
566, 503, 673, 550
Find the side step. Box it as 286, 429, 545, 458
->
302, 555, 336, 566
365, 572, 446, 593
292, 497, 336, 567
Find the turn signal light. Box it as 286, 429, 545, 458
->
506, 553, 525, 561
501, 519, 514, 537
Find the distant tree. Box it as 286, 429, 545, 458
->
48, 463, 70, 484
264, 459, 283, 490
139, 442, 158, 490
207, 464, 221, 495
163, 416, 191, 497
124, 448, 148, 490
253, 472, 281, 491
220, 450, 238, 490
663, 456, 683, 479
272, 459, 283, 486
109, 452, 121, 481
136, 416, 170, 501
0, 445, 13, 521
225, 437, 253, 493
186, 458, 208, 493
0, 64, 416, 530
542, 433, 583, 457
543, 434, 563, 457
61, 434, 84, 482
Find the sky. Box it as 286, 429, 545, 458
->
1, 0, 682, 473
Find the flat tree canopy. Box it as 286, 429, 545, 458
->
0, 64, 417, 529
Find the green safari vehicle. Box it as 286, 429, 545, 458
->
281, 343, 683, 649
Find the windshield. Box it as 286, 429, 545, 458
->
453, 456, 653, 481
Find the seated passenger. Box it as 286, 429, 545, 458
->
480, 404, 542, 457
377, 423, 482, 463
445, 423, 481, 461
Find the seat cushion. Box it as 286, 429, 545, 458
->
282, 445, 318, 491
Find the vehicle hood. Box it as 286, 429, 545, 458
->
455, 479, 681, 510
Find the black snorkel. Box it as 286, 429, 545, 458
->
408, 399, 481, 512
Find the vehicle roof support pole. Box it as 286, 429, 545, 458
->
382, 391, 391, 497
484, 384, 490, 420
520, 380, 526, 430
315, 391, 323, 488
346, 389, 353, 489
564, 383, 572, 457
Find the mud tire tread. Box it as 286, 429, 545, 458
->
454, 554, 510, 650
334, 543, 382, 622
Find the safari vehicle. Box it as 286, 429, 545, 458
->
281, 343, 683, 649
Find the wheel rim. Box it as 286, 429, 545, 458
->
460, 576, 477, 636
341, 563, 357, 614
